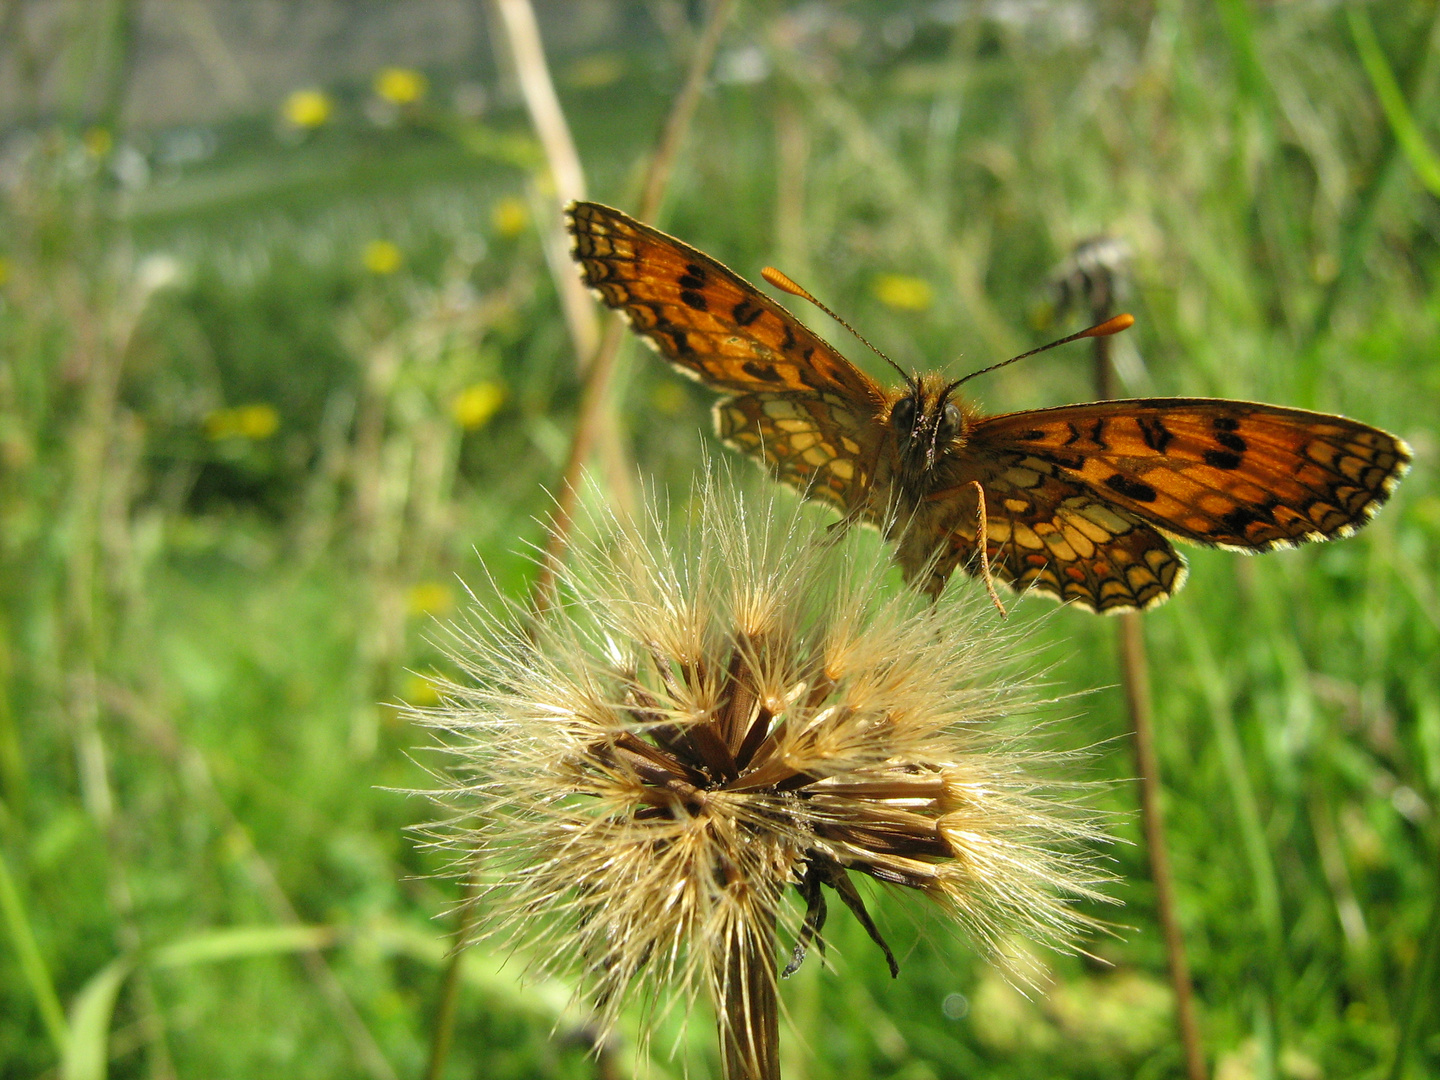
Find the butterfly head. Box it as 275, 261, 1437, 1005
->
890, 375, 969, 478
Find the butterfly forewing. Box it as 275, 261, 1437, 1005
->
566, 201, 1411, 614
568, 202, 887, 407
971, 401, 1411, 551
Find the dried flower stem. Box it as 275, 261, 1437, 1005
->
718, 914, 780, 1080
492, 0, 632, 521
1093, 322, 1207, 1080
532, 0, 738, 615
427, 5, 738, 1073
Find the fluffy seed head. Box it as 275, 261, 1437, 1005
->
413, 472, 1111, 1053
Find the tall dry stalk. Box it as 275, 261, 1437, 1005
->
425, 4, 738, 1074
1055, 239, 1207, 1080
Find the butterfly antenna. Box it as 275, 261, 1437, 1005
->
953, 313, 1134, 388
762, 266, 915, 386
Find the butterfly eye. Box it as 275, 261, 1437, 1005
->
940, 401, 963, 440
891, 396, 918, 434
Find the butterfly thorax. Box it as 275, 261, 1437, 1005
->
887, 373, 976, 494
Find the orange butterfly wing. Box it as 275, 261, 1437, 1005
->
900, 450, 1189, 612
907, 399, 1410, 612
567, 202, 886, 407
569, 200, 889, 512
969, 400, 1411, 550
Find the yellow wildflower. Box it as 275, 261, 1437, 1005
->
490, 196, 529, 238
205, 404, 279, 441
282, 89, 332, 129
375, 67, 427, 105
404, 673, 441, 707
873, 273, 934, 312
407, 581, 454, 618
82, 127, 112, 158
451, 382, 506, 430
649, 380, 687, 416
566, 54, 625, 89
363, 240, 403, 275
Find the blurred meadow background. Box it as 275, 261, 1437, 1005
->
2, 1, 1439, 1078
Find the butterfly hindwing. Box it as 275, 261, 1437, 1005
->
714, 392, 880, 512
910, 455, 1188, 612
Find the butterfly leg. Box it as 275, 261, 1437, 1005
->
968, 481, 1008, 617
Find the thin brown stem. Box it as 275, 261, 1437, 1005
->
531, 0, 738, 616
1118, 612, 1206, 1080
1091, 319, 1206, 1080
423, 882, 475, 1080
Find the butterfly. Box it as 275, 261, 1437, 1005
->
566, 201, 1412, 613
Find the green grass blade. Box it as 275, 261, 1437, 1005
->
60, 956, 132, 1080
1349, 5, 1440, 196
0, 842, 69, 1057
151, 924, 337, 968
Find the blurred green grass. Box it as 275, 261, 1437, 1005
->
1, 3, 1438, 1078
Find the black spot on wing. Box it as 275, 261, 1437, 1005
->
796, 366, 827, 391
1212, 415, 1240, 432
1204, 449, 1243, 470
742, 360, 784, 383
1105, 474, 1158, 502
732, 299, 764, 326
1039, 450, 1086, 471
1136, 415, 1174, 453
1221, 504, 1262, 536
679, 289, 708, 311
1215, 431, 1247, 453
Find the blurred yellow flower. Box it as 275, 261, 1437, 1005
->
403, 672, 441, 707
649, 380, 687, 416
283, 89, 332, 129
375, 67, 428, 105
205, 404, 280, 441
491, 196, 529, 238
452, 382, 506, 429
363, 239, 403, 275
83, 127, 113, 158
407, 581, 454, 617
873, 273, 934, 312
